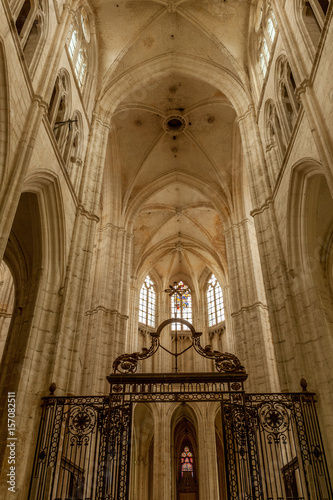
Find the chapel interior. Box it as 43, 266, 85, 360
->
0, 0, 333, 499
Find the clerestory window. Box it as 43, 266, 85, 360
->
139, 275, 156, 328
207, 274, 225, 327
171, 281, 192, 331
67, 7, 91, 92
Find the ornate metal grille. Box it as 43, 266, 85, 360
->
28, 320, 332, 500
28, 385, 332, 500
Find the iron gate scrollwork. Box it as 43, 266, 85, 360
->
28, 320, 332, 500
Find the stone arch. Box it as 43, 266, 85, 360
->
23, 0, 48, 75
274, 54, 300, 141
48, 68, 72, 150
0, 38, 9, 190
171, 403, 199, 500
0, 192, 42, 414
0, 171, 66, 388
263, 98, 286, 185
98, 53, 252, 120
286, 159, 333, 448
287, 159, 332, 288
294, 0, 328, 59
125, 172, 230, 226
131, 403, 155, 500
66, 1, 98, 112
64, 110, 84, 191
23, 170, 66, 283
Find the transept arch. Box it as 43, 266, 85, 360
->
98, 53, 252, 119
287, 159, 333, 391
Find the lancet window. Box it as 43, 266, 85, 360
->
67, 7, 91, 91
207, 274, 224, 327
181, 446, 194, 477
300, 0, 329, 50
257, 4, 278, 80
139, 275, 156, 328
171, 281, 192, 331
276, 58, 300, 137
48, 70, 71, 150
266, 100, 286, 161
14, 0, 47, 73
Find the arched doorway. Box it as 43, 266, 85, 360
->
173, 406, 199, 500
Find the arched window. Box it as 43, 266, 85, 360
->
75, 49, 87, 88
48, 70, 71, 151
207, 274, 224, 327
171, 281, 192, 331
14, 0, 47, 73
276, 58, 300, 138
300, 0, 329, 51
15, 0, 32, 35
266, 100, 286, 160
64, 111, 83, 190
67, 7, 91, 92
257, 5, 278, 81
139, 275, 156, 328
181, 446, 194, 477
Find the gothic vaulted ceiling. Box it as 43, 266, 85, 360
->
96, 0, 252, 287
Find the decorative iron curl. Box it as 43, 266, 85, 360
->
192, 337, 246, 373
113, 335, 159, 374
112, 319, 246, 374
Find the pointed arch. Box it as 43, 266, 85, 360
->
23, 170, 67, 283
98, 53, 251, 119
206, 273, 225, 327
139, 274, 156, 328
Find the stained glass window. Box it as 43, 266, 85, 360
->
139, 275, 156, 327
171, 281, 192, 331
207, 274, 225, 327
181, 446, 193, 477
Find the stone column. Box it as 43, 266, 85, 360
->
51, 114, 110, 395
153, 403, 171, 500
80, 222, 134, 394
237, 108, 306, 391
265, 141, 281, 188
224, 217, 279, 392
197, 403, 220, 500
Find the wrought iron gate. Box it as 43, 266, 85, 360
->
28, 320, 332, 500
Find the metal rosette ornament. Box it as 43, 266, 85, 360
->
68, 406, 96, 446
258, 401, 291, 444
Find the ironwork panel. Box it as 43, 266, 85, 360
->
28, 396, 109, 500
28, 390, 332, 500
221, 392, 333, 500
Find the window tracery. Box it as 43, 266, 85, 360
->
256, 4, 278, 80
64, 111, 83, 190
139, 275, 156, 328
171, 281, 192, 331
181, 446, 194, 477
67, 7, 91, 91
14, 0, 47, 73
207, 274, 224, 327
48, 70, 72, 152
295, 0, 330, 59
276, 58, 300, 137
266, 100, 286, 160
